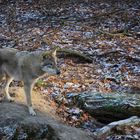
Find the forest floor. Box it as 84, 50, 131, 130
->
0, 0, 140, 134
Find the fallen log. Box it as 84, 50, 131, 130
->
94, 116, 140, 140
75, 92, 140, 123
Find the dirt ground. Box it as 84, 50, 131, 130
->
0, 86, 58, 118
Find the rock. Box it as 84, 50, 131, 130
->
75, 92, 140, 123
0, 87, 93, 140
0, 103, 55, 140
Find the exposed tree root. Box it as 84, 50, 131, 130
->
56, 47, 93, 63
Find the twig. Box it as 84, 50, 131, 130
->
91, 8, 125, 20
96, 50, 124, 57
98, 29, 125, 36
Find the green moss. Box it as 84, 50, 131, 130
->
103, 105, 125, 113
36, 79, 47, 87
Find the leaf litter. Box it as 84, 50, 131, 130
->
0, 0, 140, 134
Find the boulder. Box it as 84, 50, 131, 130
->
0, 87, 93, 140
